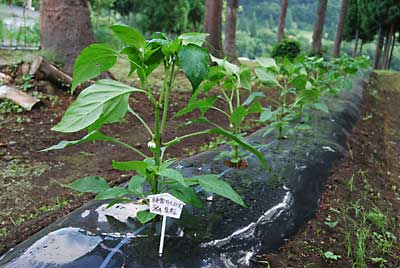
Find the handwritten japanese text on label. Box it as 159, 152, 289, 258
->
148, 193, 185, 219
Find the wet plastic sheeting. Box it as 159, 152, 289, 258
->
0, 72, 369, 268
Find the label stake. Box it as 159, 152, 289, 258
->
159, 215, 167, 256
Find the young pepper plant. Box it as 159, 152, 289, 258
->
173, 56, 269, 169
255, 57, 330, 138
44, 26, 247, 224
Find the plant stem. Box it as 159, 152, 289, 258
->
210, 106, 231, 119
128, 106, 154, 136
161, 61, 176, 135
278, 80, 287, 139
163, 130, 210, 147
112, 139, 149, 158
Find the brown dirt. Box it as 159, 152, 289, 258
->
257, 72, 400, 268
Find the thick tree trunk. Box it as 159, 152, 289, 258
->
381, 25, 394, 69
277, 0, 289, 42
224, 0, 238, 62
40, 0, 95, 74
373, 26, 384, 69
332, 0, 349, 57
311, 0, 328, 56
352, 30, 359, 57
204, 0, 223, 57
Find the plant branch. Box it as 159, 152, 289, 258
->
128, 105, 153, 136
163, 129, 210, 147
112, 138, 149, 158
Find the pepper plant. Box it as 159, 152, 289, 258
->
255, 55, 370, 139
173, 56, 268, 168
44, 26, 262, 224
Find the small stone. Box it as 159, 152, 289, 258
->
8, 141, 17, 146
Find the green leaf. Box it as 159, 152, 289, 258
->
243, 92, 265, 106
211, 55, 240, 76
128, 175, 146, 193
66, 176, 110, 193
72, 44, 117, 92
173, 96, 217, 118
111, 25, 146, 49
112, 160, 148, 176
341, 79, 352, 90
170, 185, 202, 208
157, 168, 187, 186
136, 210, 156, 224
247, 101, 263, 114
290, 75, 308, 90
162, 38, 181, 57
42, 130, 114, 152
207, 127, 270, 171
52, 80, 140, 133
178, 44, 209, 92
255, 67, 280, 87
314, 103, 329, 113
120, 47, 143, 77
95, 187, 130, 200
239, 68, 252, 90
257, 57, 278, 70
178, 32, 209, 46
230, 106, 247, 127
260, 107, 273, 122
195, 175, 245, 207
323, 251, 341, 260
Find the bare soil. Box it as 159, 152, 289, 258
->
258, 72, 400, 268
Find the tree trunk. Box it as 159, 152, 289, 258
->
311, 0, 328, 56
352, 30, 359, 57
359, 40, 364, 55
381, 25, 394, 69
40, 0, 95, 74
332, 0, 349, 57
277, 0, 289, 42
373, 26, 384, 69
224, 0, 238, 62
204, 0, 223, 57
388, 32, 396, 69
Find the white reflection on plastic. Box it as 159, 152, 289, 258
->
4, 227, 101, 267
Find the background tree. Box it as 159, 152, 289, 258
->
224, 0, 238, 62
343, 0, 362, 57
138, 0, 190, 34
311, 0, 328, 56
40, 0, 95, 73
277, 0, 288, 41
187, 0, 205, 31
332, 0, 349, 57
204, 0, 223, 57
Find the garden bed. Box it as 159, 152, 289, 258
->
259, 71, 400, 268
0, 71, 370, 268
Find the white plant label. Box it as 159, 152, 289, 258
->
148, 193, 185, 219
147, 193, 185, 256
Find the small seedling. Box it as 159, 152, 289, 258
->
324, 215, 338, 228
323, 251, 341, 261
